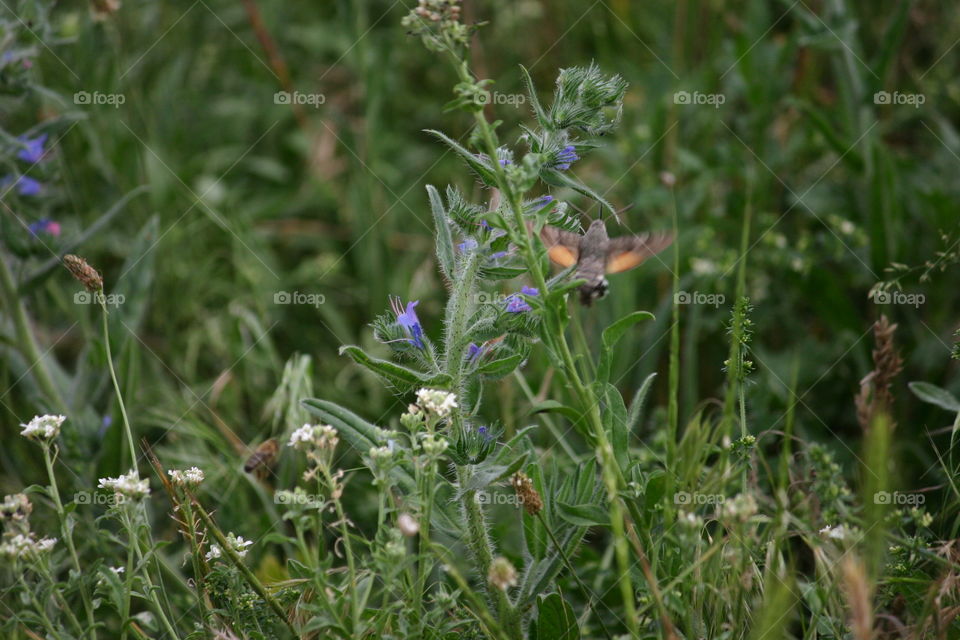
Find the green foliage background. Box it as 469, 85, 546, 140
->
1, 0, 959, 635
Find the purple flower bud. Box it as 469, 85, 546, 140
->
553, 145, 579, 171
17, 134, 48, 164
521, 286, 539, 296
505, 294, 532, 313
458, 238, 479, 252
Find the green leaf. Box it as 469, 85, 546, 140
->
459, 453, 530, 496
596, 311, 655, 382
908, 381, 960, 413
302, 398, 417, 492
535, 593, 580, 640
626, 372, 657, 435
426, 185, 456, 281
528, 400, 585, 423
425, 129, 497, 186
556, 501, 608, 528
477, 353, 524, 379
339, 345, 451, 392
603, 384, 629, 471
519, 65, 550, 129
541, 168, 617, 219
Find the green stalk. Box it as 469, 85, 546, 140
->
42, 445, 98, 639
0, 253, 66, 412
18, 572, 66, 640
99, 296, 137, 472
452, 56, 641, 638
320, 465, 360, 633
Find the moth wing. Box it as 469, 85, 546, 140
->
605, 232, 673, 274
537, 224, 582, 268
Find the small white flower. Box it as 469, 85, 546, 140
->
288, 423, 339, 451
0, 533, 57, 558
19, 414, 66, 441
205, 544, 222, 561
167, 467, 205, 486
415, 389, 457, 419
1, 493, 31, 521
110, 566, 125, 575
98, 470, 150, 501
819, 524, 851, 541
226, 532, 254, 558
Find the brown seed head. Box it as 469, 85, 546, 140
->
511, 471, 543, 516
63, 254, 103, 292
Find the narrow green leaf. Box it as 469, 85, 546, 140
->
425, 129, 497, 186
908, 381, 960, 413
626, 372, 657, 435
556, 501, 608, 528
426, 185, 455, 281
477, 353, 524, 379
339, 345, 451, 392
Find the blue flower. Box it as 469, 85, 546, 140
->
468, 342, 484, 361
521, 286, 539, 296
553, 145, 579, 171
17, 134, 47, 164
534, 195, 553, 209
458, 238, 479, 252
505, 294, 532, 313
490, 251, 508, 261
391, 296, 425, 349
2, 174, 42, 196
499, 158, 511, 167
477, 425, 493, 443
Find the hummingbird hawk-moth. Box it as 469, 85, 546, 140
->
537, 219, 673, 306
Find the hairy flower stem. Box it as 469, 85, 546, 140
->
41, 445, 98, 639
0, 253, 67, 412
99, 297, 138, 472
18, 572, 67, 640
443, 249, 481, 423
457, 67, 641, 637
320, 466, 360, 632
178, 500, 213, 640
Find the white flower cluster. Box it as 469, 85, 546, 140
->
205, 532, 254, 561
167, 467, 205, 486
19, 414, 66, 441
98, 470, 150, 500
421, 434, 448, 457
0, 494, 31, 522
288, 423, 339, 451
0, 533, 56, 558
415, 389, 457, 419
719, 493, 757, 522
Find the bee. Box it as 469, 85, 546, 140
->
244, 438, 279, 479
537, 219, 673, 306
